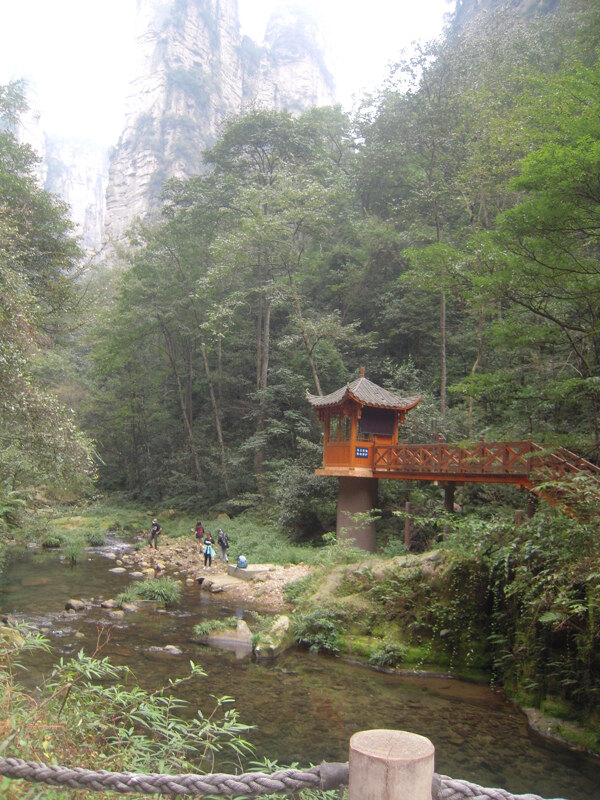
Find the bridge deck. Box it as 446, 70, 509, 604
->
317, 441, 600, 489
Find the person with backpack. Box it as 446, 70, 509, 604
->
203, 532, 215, 568
217, 528, 230, 563
194, 521, 205, 552
149, 518, 162, 549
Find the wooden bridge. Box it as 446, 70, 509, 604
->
370, 440, 600, 488
308, 371, 600, 548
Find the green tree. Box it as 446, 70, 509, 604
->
0, 82, 94, 505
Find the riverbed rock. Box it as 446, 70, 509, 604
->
101, 599, 116, 608
129, 571, 144, 579
104, 552, 117, 560
120, 602, 139, 613
193, 619, 253, 659
65, 598, 86, 611
254, 615, 294, 660
143, 568, 156, 578
164, 645, 183, 655
108, 567, 127, 574
108, 609, 125, 619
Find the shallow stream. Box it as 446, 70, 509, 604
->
1, 541, 599, 800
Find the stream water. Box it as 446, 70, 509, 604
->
1, 540, 599, 800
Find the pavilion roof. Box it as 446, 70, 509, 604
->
307, 374, 421, 412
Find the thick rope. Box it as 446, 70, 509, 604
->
0, 756, 564, 799
433, 774, 565, 800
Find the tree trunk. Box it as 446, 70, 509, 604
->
200, 340, 232, 498
255, 294, 271, 499
287, 264, 323, 395
440, 288, 447, 417
160, 322, 204, 488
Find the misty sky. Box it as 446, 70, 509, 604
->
0, 0, 454, 146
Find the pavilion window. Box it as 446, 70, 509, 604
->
358, 407, 394, 440
330, 414, 350, 442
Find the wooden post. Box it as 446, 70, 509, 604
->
404, 501, 412, 550
526, 491, 538, 518
349, 729, 434, 800
514, 509, 525, 527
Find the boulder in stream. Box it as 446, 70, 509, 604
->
65, 598, 86, 612
193, 620, 253, 659
254, 615, 294, 660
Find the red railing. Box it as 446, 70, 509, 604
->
372, 441, 600, 484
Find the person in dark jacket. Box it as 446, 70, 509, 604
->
217, 528, 230, 563
149, 518, 162, 549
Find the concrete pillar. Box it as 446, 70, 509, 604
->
348, 729, 435, 800
337, 476, 378, 552
443, 482, 456, 514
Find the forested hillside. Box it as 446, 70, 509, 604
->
1, 0, 599, 527
76, 1, 599, 524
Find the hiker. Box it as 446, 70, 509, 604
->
194, 521, 205, 552
217, 528, 230, 563
149, 518, 162, 549
203, 532, 215, 568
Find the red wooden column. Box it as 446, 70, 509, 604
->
337, 476, 378, 552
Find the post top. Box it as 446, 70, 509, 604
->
349, 729, 434, 763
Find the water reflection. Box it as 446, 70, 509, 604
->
1, 545, 598, 800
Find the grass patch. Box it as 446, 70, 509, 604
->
116, 577, 182, 607
42, 533, 64, 549
193, 617, 239, 638
86, 529, 107, 546
283, 574, 314, 604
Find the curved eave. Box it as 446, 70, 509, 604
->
307, 390, 422, 413
346, 391, 422, 412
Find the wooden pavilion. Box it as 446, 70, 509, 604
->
307, 367, 421, 551
308, 368, 600, 552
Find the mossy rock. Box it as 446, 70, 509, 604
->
254, 615, 294, 660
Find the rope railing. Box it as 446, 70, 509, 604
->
0, 754, 564, 799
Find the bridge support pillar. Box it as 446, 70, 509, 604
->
442, 482, 456, 514
337, 476, 378, 552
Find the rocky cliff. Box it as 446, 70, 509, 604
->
454, 0, 560, 25
45, 139, 109, 253
103, 0, 335, 251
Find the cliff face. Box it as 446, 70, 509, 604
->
45, 140, 109, 253
454, 0, 560, 25
103, 0, 335, 249
242, 8, 335, 114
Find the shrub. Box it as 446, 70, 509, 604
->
42, 534, 64, 549
291, 609, 342, 655
369, 642, 408, 668
116, 577, 182, 608
0, 625, 254, 776
86, 529, 107, 546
